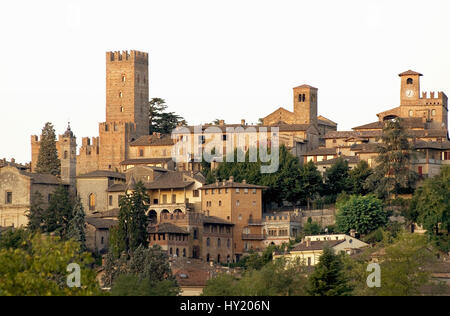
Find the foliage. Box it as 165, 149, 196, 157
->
104, 245, 180, 296
303, 217, 321, 236
323, 158, 351, 201
35, 122, 61, 176
26, 192, 46, 233
0, 234, 102, 296
348, 160, 372, 195
28, 186, 75, 240
67, 197, 87, 251
409, 166, 450, 252
114, 182, 150, 254
299, 161, 323, 208
307, 247, 353, 296
202, 259, 308, 296
365, 118, 418, 199
336, 195, 389, 235
148, 98, 187, 134
0, 228, 32, 251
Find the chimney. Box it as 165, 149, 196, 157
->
215, 179, 219, 187
229, 176, 234, 183
349, 229, 356, 238
219, 120, 225, 126
306, 238, 311, 248
242, 179, 247, 184
241, 119, 246, 125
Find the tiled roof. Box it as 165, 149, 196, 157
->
293, 84, 318, 89
147, 223, 189, 235
203, 216, 234, 226
199, 181, 267, 190
77, 170, 126, 180
316, 156, 360, 166
303, 147, 337, 156
20, 171, 61, 185
179, 123, 312, 133
324, 131, 382, 139
107, 183, 127, 192
130, 135, 175, 146
143, 172, 196, 190
408, 129, 448, 138
86, 217, 117, 229
91, 209, 120, 218
353, 118, 426, 130
317, 115, 338, 127
398, 70, 423, 77
413, 140, 450, 150
119, 158, 172, 165
292, 240, 344, 252
350, 143, 379, 153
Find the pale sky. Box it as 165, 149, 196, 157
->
1, 0, 449, 164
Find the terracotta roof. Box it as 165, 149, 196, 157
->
199, 181, 267, 190
316, 156, 360, 166
292, 240, 344, 252
77, 170, 125, 180
119, 158, 172, 165
414, 140, 450, 150
203, 216, 234, 226
398, 70, 423, 77
353, 118, 426, 130
324, 131, 382, 139
143, 172, 196, 190
19, 171, 61, 185
317, 115, 338, 127
147, 223, 189, 235
293, 84, 318, 90
408, 129, 448, 138
180, 123, 312, 133
86, 217, 117, 229
303, 147, 337, 156
130, 135, 175, 146
350, 143, 379, 153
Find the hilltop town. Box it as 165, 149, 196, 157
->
0, 50, 449, 296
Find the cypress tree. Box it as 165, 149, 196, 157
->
36, 122, 61, 176
67, 197, 87, 250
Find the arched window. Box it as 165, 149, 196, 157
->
409, 110, 413, 117
206, 238, 210, 247
64, 151, 68, 159
176, 248, 179, 257
432, 109, 436, 116
183, 248, 186, 257
217, 238, 221, 248
217, 254, 221, 263
88, 193, 96, 211
206, 253, 210, 262
407, 78, 413, 85
119, 91, 123, 98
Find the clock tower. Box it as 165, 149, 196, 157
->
399, 70, 422, 105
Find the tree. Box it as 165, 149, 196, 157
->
323, 158, 351, 201
365, 118, 418, 199
307, 247, 353, 296
27, 192, 46, 232
0, 234, 102, 296
299, 161, 323, 209
0, 228, 32, 251
43, 186, 75, 239
35, 122, 61, 176
148, 98, 186, 134
336, 195, 389, 235
303, 217, 321, 236
115, 182, 150, 254
371, 232, 435, 296
67, 197, 87, 251
104, 245, 180, 296
409, 166, 450, 252
348, 160, 372, 195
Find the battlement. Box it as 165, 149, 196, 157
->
263, 214, 302, 223
99, 121, 137, 134
419, 91, 448, 106
31, 135, 39, 143
106, 50, 148, 65
81, 136, 99, 148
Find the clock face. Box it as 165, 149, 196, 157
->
406, 90, 415, 97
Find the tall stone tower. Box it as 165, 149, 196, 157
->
293, 85, 318, 125
59, 124, 77, 188
106, 50, 149, 136
399, 70, 422, 106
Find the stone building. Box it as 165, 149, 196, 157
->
85, 217, 117, 254
304, 70, 450, 178
199, 177, 267, 261
0, 164, 65, 228
262, 212, 302, 247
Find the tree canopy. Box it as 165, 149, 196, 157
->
148, 98, 187, 134
35, 122, 61, 176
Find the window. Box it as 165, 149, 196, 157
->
119, 91, 123, 98
88, 193, 96, 211
307, 257, 312, 266
418, 166, 423, 176
407, 78, 413, 85
101, 236, 104, 245
5, 192, 12, 204
206, 238, 210, 247
64, 151, 68, 159
122, 74, 126, 82
218, 238, 221, 248
205, 189, 208, 195
409, 110, 413, 117
176, 248, 179, 257
236, 188, 240, 193
193, 229, 198, 240
432, 109, 436, 116
227, 239, 231, 248
109, 195, 113, 206
183, 249, 186, 257
120, 106, 124, 113
252, 189, 256, 194
236, 200, 240, 206
193, 190, 199, 197
238, 214, 242, 221
244, 188, 248, 194
219, 201, 222, 206
139, 149, 144, 157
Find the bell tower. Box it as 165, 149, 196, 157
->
293, 84, 318, 125
59, 123, 77, 188
399, 70, 421, 106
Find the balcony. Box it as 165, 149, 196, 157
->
242, 234, 265, 240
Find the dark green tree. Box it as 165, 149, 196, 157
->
307, 247, 353, 296
299, 161, 323, 209
365, 118, 418, 199
115, 182, 150, 254
35, 122, 61, 176
27, 192, 46, 233
323, 158, 351, 201
336, 195, 389, 235
303, 217, 322, 235
148, 98, 187, 134
67, 197, 87, 251
348, 160, 372, 195
409, 166, 449, 252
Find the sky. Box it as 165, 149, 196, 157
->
1, 0, 450, 164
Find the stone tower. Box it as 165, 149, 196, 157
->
59, 124, 77, 187
399, 70, 422, 106
106, 50, 149, 136
293, 85, 318, 125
